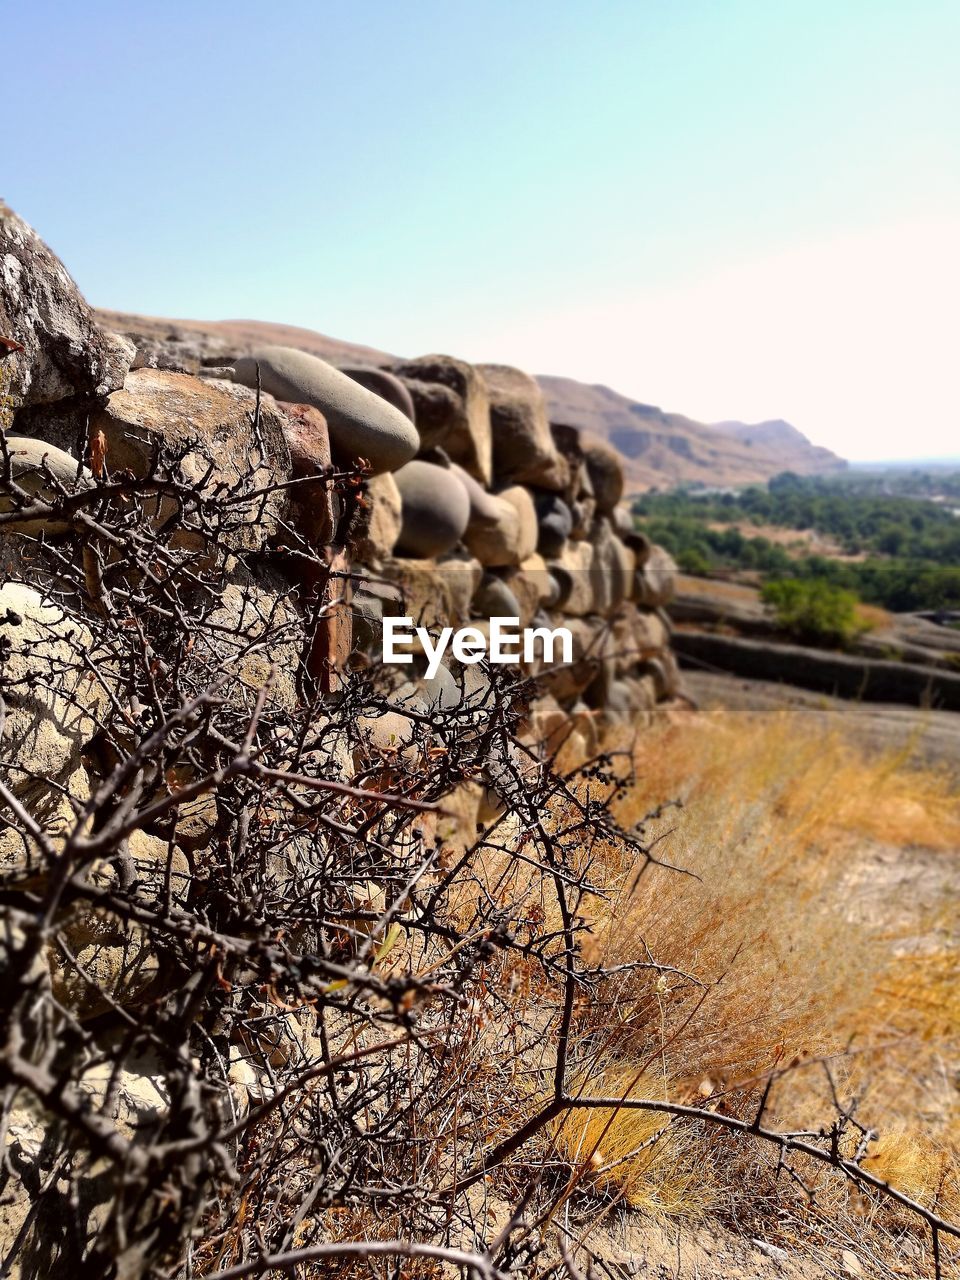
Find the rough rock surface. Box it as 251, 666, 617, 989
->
232, 346, 418, 473
0, 201, 132, 411
278, 401, 337, 547
0, 582, 108, 796
196, 566, 304, 710
378, 556, 449, 628
583, 438, 625, 514
548, 539, 596, 616
392, 355, 492, 484
635, 544, 678, 607
497, 485, 539, 564
454, 464, 524, 567
436, 551, 483, 624
353, 470, 402, 563
77, 369, 291, 551
479, 364, 567, 492
0, 763, 88, 884
50, 900, 159, 1019
0, 204, 691, 1280
590, 517, 634, 615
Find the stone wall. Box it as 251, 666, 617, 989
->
87, 335, 681, 742
1, 198, 681, 772
0, 200, 685, 1275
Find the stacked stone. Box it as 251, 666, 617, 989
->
1, 193, 686, 1252
0, 203, 684, 1198
1, 202, 680, 744
346, 356, 682, 748
0, 200, 681, 781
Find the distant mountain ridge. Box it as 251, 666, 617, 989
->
538, 376, 846, 490
95, 311, 846, 491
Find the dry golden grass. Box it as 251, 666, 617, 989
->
550, 1065, 713, 1220
617, 709, 960, 851
344, 704, 959, 1260
855, 601, 892, 631
552, 706, 960, 1245
675, 573, 762, 603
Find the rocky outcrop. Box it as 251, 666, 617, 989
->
0, 204, 682, 743
88, 309, 848, 492
478, 364, 567, 492
0, 582, 108, 798
0, 203, 686, 818
0, 201, 132, 412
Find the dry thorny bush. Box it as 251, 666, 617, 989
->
0, 404, 957, 1280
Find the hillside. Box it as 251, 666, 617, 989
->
95, 309, 393, 368
95, 312, 845, 492
539, 375, 846, 490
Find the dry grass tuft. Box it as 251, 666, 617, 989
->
551, 1065, 713, 1220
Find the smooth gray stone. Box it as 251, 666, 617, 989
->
0, 437, 92, 534
390, 662, 463, 713
473, 574, 522, 620
338, 364, 416, 423
393, 460, 470, 558
351, 580, 403, 654
535, 492, 573, 558
232, 345, 419, 474
548, 565, 574, 610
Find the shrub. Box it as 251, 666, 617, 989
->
761, 577, 868, 646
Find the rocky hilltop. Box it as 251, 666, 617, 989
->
539, 375, 846, 490
95, 313, 844, 492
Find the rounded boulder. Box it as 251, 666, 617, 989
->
583, 439, 625, 514
232, 346, 419, 474
393, 460, 470, 558
0, 582, 108, 796
338, 364, 417, 423
535, 492, 573, 558
0, 437, 92, 535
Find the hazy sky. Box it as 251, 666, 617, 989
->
4, 0, 958, 460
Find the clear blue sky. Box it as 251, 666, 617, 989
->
4, 0, 958, 459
